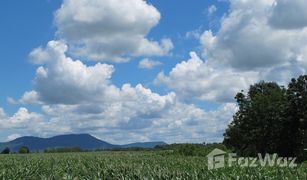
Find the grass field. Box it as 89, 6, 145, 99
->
0, 151, 306, 179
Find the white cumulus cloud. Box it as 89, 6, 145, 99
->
157, 0, 307, 103
12, 40, 239, 143
54, 0, 173, 62
0, 107, 44, 131
155, 52, 258, 102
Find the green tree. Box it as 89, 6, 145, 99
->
224, 81, 287, 156
1, 147, 10, 154
283, 75, 307, 160
19, 146, 30, 154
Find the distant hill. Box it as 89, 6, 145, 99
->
0, 134, 166, 152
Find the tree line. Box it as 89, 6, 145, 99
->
1, 146, 30, 154
1, 146, 85, 154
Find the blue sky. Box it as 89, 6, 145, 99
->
0, 0, 306, 143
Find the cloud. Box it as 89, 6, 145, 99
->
6, 134, 21, 141
13, 40, 239, 143
200, 0, 307, 71
208, 5, 217, 16
185, 29, 202, 40
157, 0, 307, 103
6, 97, 16, 105
17, 101, 238, 144
0, 107, 44, 131
27, 41, 115, 105
269, 0, 307, 29
155, 52, 258, 102
0, 107, 61, 139
138, 58, 162, 69
54, 0, 173, 62
26, 40, 173, 107
0, 108, 6, 119
19, 91, 41, 104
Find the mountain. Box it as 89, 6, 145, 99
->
0, 134, 166, 152
0, 134, 116, 152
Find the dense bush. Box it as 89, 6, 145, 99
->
1, 147, 10, 154
19, 146, 30, 154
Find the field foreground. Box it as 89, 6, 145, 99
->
0, 151, 306, 179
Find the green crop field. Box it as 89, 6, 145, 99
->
0, 151, 306, 180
